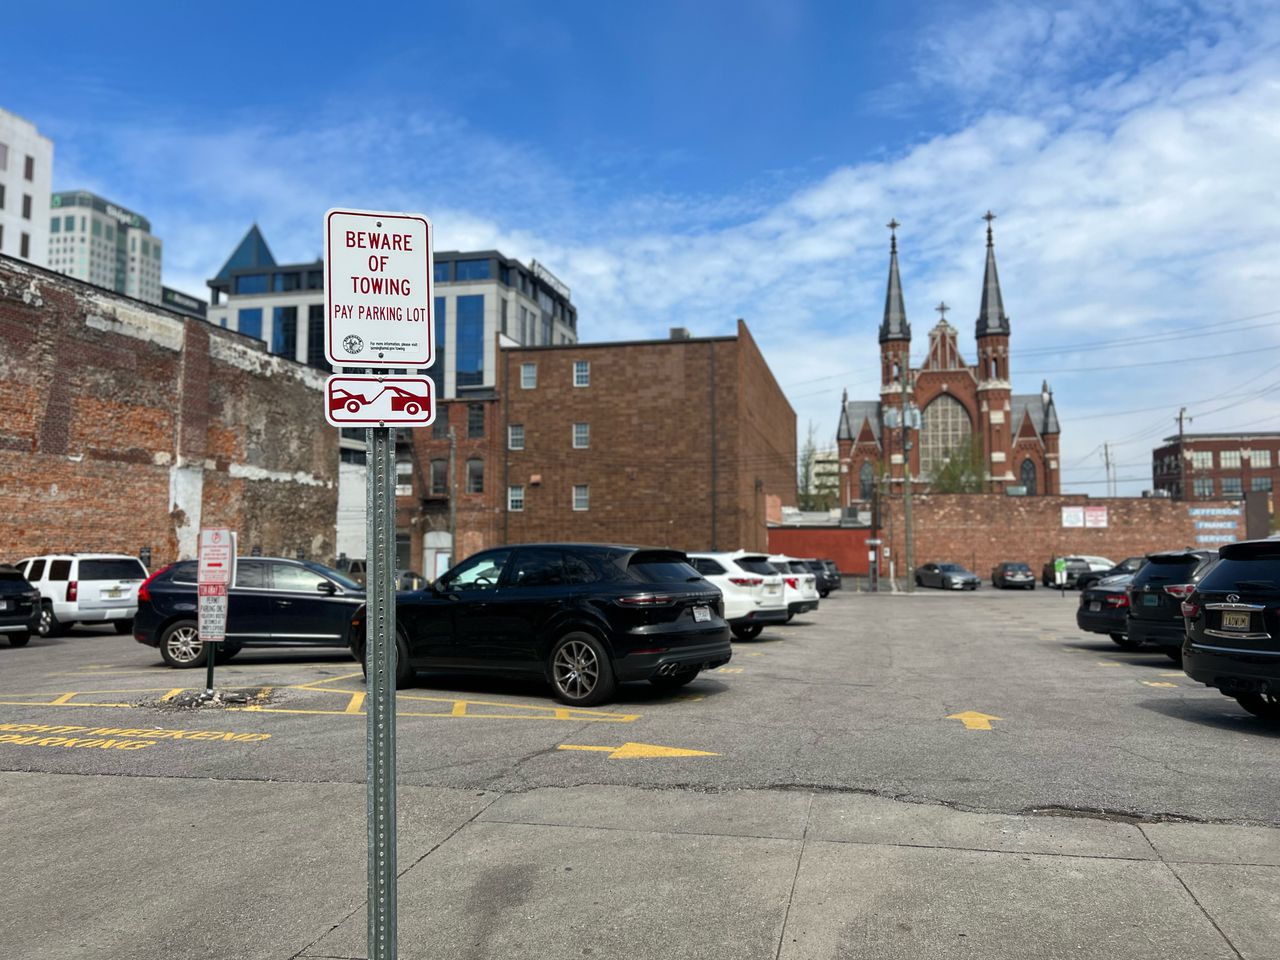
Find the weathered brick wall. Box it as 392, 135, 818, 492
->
0, 256, 337, 567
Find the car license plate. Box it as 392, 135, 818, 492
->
1143, 594, 1159, 606
104, 588, 122, 598
1222, 612, 1251, 631
1089, 601, 1101, 612
692, 606, 711, 623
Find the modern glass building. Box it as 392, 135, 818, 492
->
47, 191, 163, 303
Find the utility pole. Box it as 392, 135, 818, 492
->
1103, 442, 1112, 498
1177, 407, 1190, 500
447, 426, 457, 566
901, 364, 915, 593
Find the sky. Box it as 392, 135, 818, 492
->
6, 0, 1280, 496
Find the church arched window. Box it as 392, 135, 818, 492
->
920, 395, 973, 478
859, 461, 875, 501
1020, 458, 1038, 495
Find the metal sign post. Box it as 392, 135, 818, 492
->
324, 207, 434, 960
197, 528, 235, 699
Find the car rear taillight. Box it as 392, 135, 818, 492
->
136, 564, 173, 604
1105, 594, 1130, 608
1180, 600, 1200, 617
617, 594, 675, 606
66, 581, 77, 602
785, 577, 798, 589
728, 577, 763, 587
1163, 583, 1195, 599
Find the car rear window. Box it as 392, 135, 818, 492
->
1132, 555, 1206, 585
0, 566, 27, 583
26, 559, 46, 580
47, 560, 71, 581
628, 552, 700, 584
735, 557, 777, 576
79, 558, 147, 581
1199, 557, 1280, 593
1006, 563, 1031, 572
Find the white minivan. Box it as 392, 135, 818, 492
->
687, 551, 789, 640
17, 553, 149, 636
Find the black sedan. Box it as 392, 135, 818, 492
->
0, 565, 41, 646
915, 563, 980, 590
991, 562, 1035, 589
351, 544, 732, 707
135, 557, 366, 667
1183, 540, 1280, 718
1076, 574, 1135, 647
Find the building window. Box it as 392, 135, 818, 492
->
430, 459, 448, 495
858, 462, 874, 501
574, 360, 590, 387
521, 363, 537, 389
235, 273, 269, 295
1222, 476, 1243, 497
0, 143, 6, 170
64, 215, 74, 232
238, 308, 263, 340
509, 424, 525, 450
50, 213, 59, 233
456, 294, 485, 387
21, 194, 32, 220
500, 298, 509, 336
1193, 477, 1215, 498
455, 258, 492, 281
466, 458, 484, 494
467, 403, 485, 438
508, 486, 525, 512
1020, 458, 1038, 495
23, 155, 34, 180
396, 456, 413, 497
432, 404, 449, 440
307, 304, 326, 368
272, 306, 298, 358
573, 423, 590, 449
920, 395, 973, 479
1252, 476, 1273, 492
573, 484, 590, 511
20, 233, 29, 259
1191, 450, 1213, 471
340, 448, 367, 465
1221, 450, 1242, 469
1253, 450, 1273, 469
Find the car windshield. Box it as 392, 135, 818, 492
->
79, 558, 147, 580
735, 557, 778, 576
628, 554, 701, 583
304, 561, 363, 591
1132, 555, 1205, 585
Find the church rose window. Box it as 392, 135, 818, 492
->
920, 395, 972, 478
1020, 458, 1037, 495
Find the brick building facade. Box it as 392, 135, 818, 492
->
0, 255, 338, 567
401, 321, 796, 570
1152, 432, 1280, 501
837, 217, 1061, 508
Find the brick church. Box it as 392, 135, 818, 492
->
837, 214, 1061, 506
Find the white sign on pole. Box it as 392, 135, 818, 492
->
325, 374, 435, 428
198, 528, 236, 644
324, 208, 433, 368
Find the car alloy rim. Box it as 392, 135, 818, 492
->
167, 625, 202, 664
554, 640, 599, 700
38, 607, 52, 635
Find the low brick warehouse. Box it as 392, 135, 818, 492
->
0, 256, 337, 567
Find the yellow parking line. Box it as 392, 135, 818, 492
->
451, 700, 467, 717
291, 672, 365, 692
49, 693, 78, 705
160, 688, 186, 702
345, 692, 367, 715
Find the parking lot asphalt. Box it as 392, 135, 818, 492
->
3, 589, 1279, 959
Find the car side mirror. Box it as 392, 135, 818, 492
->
318, 581, 338, 595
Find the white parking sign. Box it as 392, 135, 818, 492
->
325, 208, 433, 368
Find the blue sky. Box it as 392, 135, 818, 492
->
7, 0, 1280, 494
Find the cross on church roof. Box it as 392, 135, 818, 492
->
983, 210, 997, 248
935, 301, 950, 323
886, 218, 899, 253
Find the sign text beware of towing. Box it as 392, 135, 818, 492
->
324, 208, 433, 368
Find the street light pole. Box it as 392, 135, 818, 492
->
901, 364, 915, 593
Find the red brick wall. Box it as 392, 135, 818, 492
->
768, 526, 872, 574
0, 256, 338, 567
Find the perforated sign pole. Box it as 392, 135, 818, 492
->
366, 422, 397, 959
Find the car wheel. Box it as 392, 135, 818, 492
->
355, 632, 413, 687
650, 669, 699, 691
8, 631, 30, 647
1110, 633, 1141, 650
112, 618, 133, 635
36, 604, 65, 638
549, 632, 615, 707
159, 620, 205, 668
731, 623, 763, 641
1235, 693, 1280, 720
819, 589, 830, 599
214, 644, 241, 664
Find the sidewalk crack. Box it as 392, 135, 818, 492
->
1138, 823, 1245, 960
773, 791, 815, 960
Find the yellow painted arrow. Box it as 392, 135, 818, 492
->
947, 711, 1001, 731
558, 742, 719, 759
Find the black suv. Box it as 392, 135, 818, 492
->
1076, 556, 1146, 591
135, 557, 366, 667
351, 544, 731, 707
0, 565, 41, 646
802, 559, 839, 598
1183, 539, 1280, 719
1125, 549, 1217, 660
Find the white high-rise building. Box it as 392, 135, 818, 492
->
0, 107, 54, 267
47, 191, 163, 304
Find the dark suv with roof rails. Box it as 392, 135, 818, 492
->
1125, 549, 1218, 661
1183, 539, 1280, 719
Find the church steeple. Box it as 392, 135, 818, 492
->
975, 210, 1009, 337
878, 219, 910, 344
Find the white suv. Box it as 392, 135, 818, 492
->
17, 553, 150, 637
769, 554, 821, 620
687, 551, 789, 640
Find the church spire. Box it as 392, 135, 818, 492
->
878, 218, 910, 344
976, 210, 1010, 337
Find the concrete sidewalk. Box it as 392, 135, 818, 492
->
3, 772, 1276, 959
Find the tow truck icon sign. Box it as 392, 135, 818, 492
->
324, 375, 434, 428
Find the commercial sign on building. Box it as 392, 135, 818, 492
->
1190, 505, 1240, 543
1061, 506, 1084, 528
324, 208, 433, 368
1084, 505, 1108, 528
